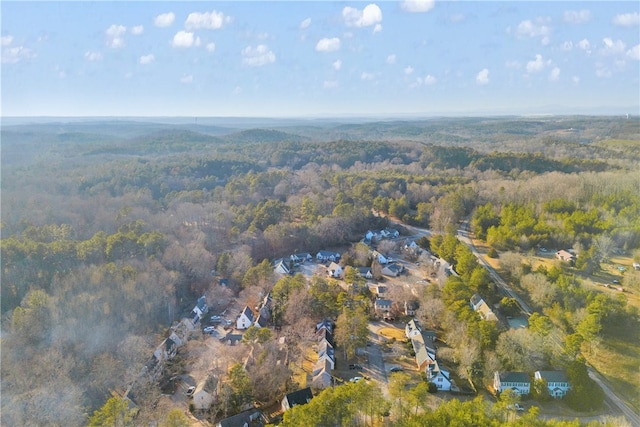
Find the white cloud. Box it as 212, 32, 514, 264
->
84, 51, 103, 61
564, 10, 591, 24
548, 67, 560, 81
1, 35, 13, 46
2, 45, 35, 64
343, 4, 383, 28
601, 38, 626, 55
572, 76, 580, 85
206, 42, 216, 52
241, 44, 276, 67
316, 37, 341, 52
561, 41, 573, 51
131, 25, 144, 35
185, 10, 230, 30
404, 66, 414, 75
155, 12, 175, 28
450, 13, 465, 23
595, 62, 612, 78
515, 18, 551, 44
423, 74, 437, 85
300, 18, 311, 30
476, 68, 489, 85
333, 59, 342, 71
526, 54, 548, 73
106, 24, 126, 48
578, 38, 591, 53
180, 75, 193, 84
627, 44, 640, 60
361, 72, 375, 80
373, 23, 382, 33
386, 54, 396, 64
400, 0, 435, 13
172, 31, 196, 48
612, 12, 639, 27
139, 54, 154, 65
324, 80, 338, 88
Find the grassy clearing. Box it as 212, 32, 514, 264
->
594, 139, 640, 149
378, 327, 406, 341
583, 334, 640, 413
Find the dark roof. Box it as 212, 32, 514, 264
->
217, 410, 262, 427
283, 387, 313, 408
196, 296, 207, 311
316, 328, 334, 345
255, 314, 268, 327
316, 319, 333, 332
165, 337, 176, 352
241, 306, 255, 322
470, 293, 484, 307
499, 371, 530, 383
536, 371, 569, 383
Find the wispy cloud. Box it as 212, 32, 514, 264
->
386, 54, 396, 64
563, 10, 591, 24
130, 25, 144, 35
332, 59, 342, 71
513, 17, 551, 45
206, 42, 216, 53
84, 51, 103, 61
628, 44, 640, 61
185, 10, 230, 30
300, 18, 311, 30
106, 24, 126, 48
241, 44, 276, 67
612, 12, 639, 27
180, 74, 193, 84
139, 54, 154, 65
526, 54, 549, 73
1, 35, 14, 46
548, 67, 560, 81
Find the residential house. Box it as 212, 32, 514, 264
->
316, 328, 334, 346
534, 371, 571, 399
404, 240, 421, 252
494, 371, 531, 395
216, 409, 263, 427
381, 228, 400, 239
281, 387, 313, 412
426, 360, 452, 391
410, 332, 437, 372
312, 358, 333, 389
404, 300, 418, 316
364, 230, 379, 243
470, 294, 498, 321
254, 313, 268, 329
237, 306, 255, 330
316, 250, 341, 263
273, 259, 291, 275
258, 293, 272, 321
555, 250, 576, 264
316, 319, 333, 333
372, 250, 389, 264
220, 333, 243, 346
369, 284, 387, 296
316, 351, 335, 370
327, 262, 344, 279
382, 263, 404, 277
192, 378, 216, 410
191, 295, 209, 325
357, 267, 373, 279
374, 298, 392, 314
292, 253, 313, 263
405, 319, 421, 339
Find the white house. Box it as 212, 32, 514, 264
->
327, 262, 344, 279
427, 361, 451, 391
357, 267, 373, 279
534, 371, 571, 399
192, 379, 215, 410
405, 319, 422, 339
372, 250, 389, 264
382, 263, 404, 277
374, 298, 392, 313
494, 371, 531, 395
191, 295, 208, 325
274, 259, 291, 275
236, 306, 255, 330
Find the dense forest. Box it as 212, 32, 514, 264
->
1, 116, 639, 426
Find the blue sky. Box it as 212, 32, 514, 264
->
2, 1, 639, 117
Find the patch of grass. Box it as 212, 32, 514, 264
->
379, 327, 406, 341
582, 335, 640, 414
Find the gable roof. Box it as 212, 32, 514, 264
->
374, 299, 392, 310
316, 319, 333, 332
196, 296, 207, 312
498, 371, 530, 384
316, 328, 334, 346
217, 410, 262, 427
240, 306, 255, 322
283, 387, 313, 408
535, 371, 569, 383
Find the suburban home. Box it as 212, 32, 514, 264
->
216, 409, 263, 427
534, 371, 571, 399
426, 360, 452, 391
316, 327, 334, 345
316, 250, 341, 262
316, 319, 333, 333
372, 250, 389, 264
381, 228, 400, 239
312, 358, 333, 389
357, 267, 373, 279
470, 294, 498, 321
411, 333, 437, 372
281, 387, 313, 412
273, 259, 291, 275
318, 339, 335, 360
254, 313, 268, 328
555, 250, 576, 264
191, 295, 209, 324
404, 300, 418, 316
258, 293, 272, 320
220, 333, 243, 346
237, 306, 255, 330
192, 378, 216, 410
364, 230, 379, 242
382, 263, 404, 277
404, 240, 420, 251
327, 262, 344, 279
494, 371, 531, 395
316, 350, 335, 370
405, 319, 422, 339
292, 253, 313, 263
374, 298, 392, 314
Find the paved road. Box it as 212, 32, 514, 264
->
366, 322, 390, 398
587, 366, 640, 427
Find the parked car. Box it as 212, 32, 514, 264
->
203, 326, 216, 333
507, 403, 524, 411
349, 364, 363, 370
349, 376, 364, 383
389, 367, 404, 372
185, 386, 196, 397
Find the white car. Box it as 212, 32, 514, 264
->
185, 386, 196, 397
203, 326, 216, 333
349, 376, 364, 383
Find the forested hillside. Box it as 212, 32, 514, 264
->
1, 116, 639, 426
